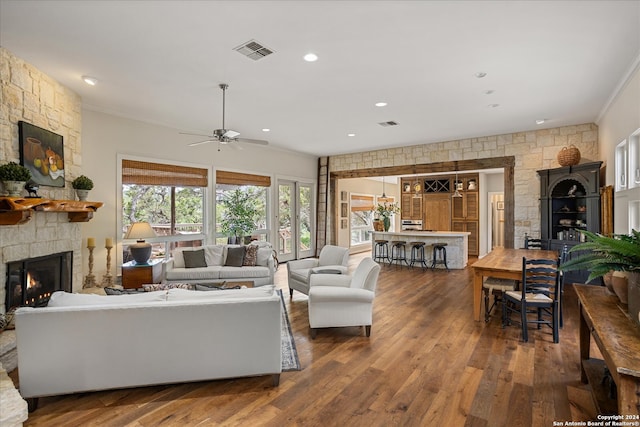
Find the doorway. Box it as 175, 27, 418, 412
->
277, 180, 314, 262
487, 192, 505, 251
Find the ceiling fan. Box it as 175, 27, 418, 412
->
181, 83, 268, 148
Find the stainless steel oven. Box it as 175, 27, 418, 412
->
401, 219, 423, 231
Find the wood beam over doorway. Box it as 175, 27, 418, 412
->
329, 156, 515, 249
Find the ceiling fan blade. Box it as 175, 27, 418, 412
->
223, 129, 240, 139
236, 138, 269, 146
179, 131, 212, 138
188, 139, 215, 147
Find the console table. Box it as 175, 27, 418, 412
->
575, 284, 640, 415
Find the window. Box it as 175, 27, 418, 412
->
215, 170, 271, 244
616, 140, 628, 191
121, 159, 208, 259
350, 194, 374, 247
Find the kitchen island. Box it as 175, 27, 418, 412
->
371, 231, 470, 269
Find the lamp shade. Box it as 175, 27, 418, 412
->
125, 222, 156, 265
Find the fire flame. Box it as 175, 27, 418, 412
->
27, 272, 38, 289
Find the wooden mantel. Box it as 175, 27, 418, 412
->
0, 197, 103, 225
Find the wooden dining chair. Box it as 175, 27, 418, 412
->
502, 256, 561, 343
558, 244, 569, 328
523, 233, 546, 250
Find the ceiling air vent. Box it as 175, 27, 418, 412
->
378, 121, 399, 127
234, 40, 274, 61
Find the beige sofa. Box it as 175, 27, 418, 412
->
164, 243, 276, 286
15, 286, 282, 402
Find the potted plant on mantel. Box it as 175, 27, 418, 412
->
219, 188, 258, 244
0, 161, 31, 197
71, 175, 94, 201
560, 229, 640, 326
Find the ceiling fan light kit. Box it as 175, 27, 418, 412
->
181, 83, 268, 148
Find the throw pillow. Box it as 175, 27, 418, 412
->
225, 246, 246, 267
195, 283, 226, 291
171, 248, 187, 268
104, 287, 144, 295
203, 245, 225, 266
142, 283, 194, 292
256, 247, 273, 266
183, 249, 207, 268
243, 244, 258, 266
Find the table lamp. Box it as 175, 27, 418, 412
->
125, 222, 156, 264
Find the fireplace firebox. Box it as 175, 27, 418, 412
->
5, 251, 72, 311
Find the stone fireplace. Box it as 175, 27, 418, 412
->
1, 47, 85, 315
0, 215, 84, 314
5, 251, 72, 311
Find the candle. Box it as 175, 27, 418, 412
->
87, 237, 96, 247
105, 238, 113, 248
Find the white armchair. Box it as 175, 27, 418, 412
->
308, 257, 381, 339
286, 245, 350, 297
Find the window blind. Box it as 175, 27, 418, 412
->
216, 170, 271, 187
122, 160, 208, 187
351, 194, 374, 212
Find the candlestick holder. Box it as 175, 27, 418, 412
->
83, 244, 97, 288
102, 245, 114, 287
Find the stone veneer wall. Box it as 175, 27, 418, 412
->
0, 47, 84, 314
327, 124, 599, 248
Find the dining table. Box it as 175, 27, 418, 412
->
470, 247, 559, 321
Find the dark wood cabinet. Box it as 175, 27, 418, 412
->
537, 161, 603, 283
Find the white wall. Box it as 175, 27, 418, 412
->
597, 59, 640, 233
81, 109, 318, 278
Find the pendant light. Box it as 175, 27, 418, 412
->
412, 166, 421, 198
381, 176, 387, 198
453, 161, 463, 198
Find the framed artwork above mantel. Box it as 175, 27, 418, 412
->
18, 121, 65, 187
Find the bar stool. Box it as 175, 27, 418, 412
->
390, 240, 408, 268
409, 241, 429, 271
431, 242, 449, 271
373, 239, 390, 264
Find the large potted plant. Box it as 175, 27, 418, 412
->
561, 229, 640, 325
0, 161, 31, 197
219, 188, 258, 244
71, 175, 94, 201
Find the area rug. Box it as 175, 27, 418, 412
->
278, 289, 301, 371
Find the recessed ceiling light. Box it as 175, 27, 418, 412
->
488, 104, 500, 108
375, 102, 387, 107
535, 119, 546, 125
262, 128, 270, 132
303, 53, 318, 62
483, 90, 495, 95
347, 133, 356, 137
475, 72, 487, 78
82, 75, 98, 86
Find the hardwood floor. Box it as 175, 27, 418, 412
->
17, 252, 597, 426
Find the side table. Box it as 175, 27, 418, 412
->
122, 259, 164, 289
